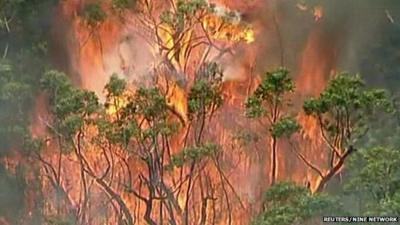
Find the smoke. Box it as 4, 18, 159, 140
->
2, 0, 400, 224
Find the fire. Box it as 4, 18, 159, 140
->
295, 23, 339, 189
105, 94, 129, 116
11, 0, 346, 224
313, 6, 324, 21
203, 13, 255, 44
156, 74, 189, 124
166, 83, 188, 124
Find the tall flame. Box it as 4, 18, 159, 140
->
12, 1, 349, 225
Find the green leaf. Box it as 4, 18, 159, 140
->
303, 72, 394, 147
170, 142, 220, 168
82, 3, 107, 27
246, 67, 295, 119
254, 182, 340, 225
105, 74, 127, 97
188, 66, 223, 119
271, 117, 300, 138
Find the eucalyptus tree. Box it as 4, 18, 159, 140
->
302, 73, 394, 192
345, 146, 400, 215
246, 67, 300, 186
252, 182, 340, 225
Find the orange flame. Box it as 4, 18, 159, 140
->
203, 13, 255, 44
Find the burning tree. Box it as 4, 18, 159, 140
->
301, 73, 394, 192
245, 68, 300, 186
35, 63, 245, 224
3, 0, 400, 225
28, 0, 259, 224
135, 0, 254, 77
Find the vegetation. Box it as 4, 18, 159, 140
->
246, 68, 299, 185
345, 146, 400, 215
252, 182, 340, 225
1, 0, 400, 225
302, 73, 393, 192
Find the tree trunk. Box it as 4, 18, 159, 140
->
313, 146, 355, 193
270, 137, 278, 186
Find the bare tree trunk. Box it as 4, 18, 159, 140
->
314, 146, 355, 193
270, 136, 278, 186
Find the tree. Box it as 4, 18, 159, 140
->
0, 1, 58, 223
99, 71, 227, 225
38, 70, 232, 225
0, 164, 26, 224
252, 182, 340, 225
0, 0, 57, 155
40, 70, 105, 224
344, 146, 400, 215
302, 73, 394, 192
137, 0, 253, 80
246, 67, 299, 186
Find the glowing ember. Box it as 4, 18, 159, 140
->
313, 6, 324, 21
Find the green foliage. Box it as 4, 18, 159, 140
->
188, 64, 223, 119
271, 117, 300, 138
97, 112, 152, 147
0, 0, 56, 157
45, 215, 77, 225
304, 73, 393, 145
304, 74, 393, 115
345, 147, 400, 215
23, 136, 44, 155
133, 87, 169, 121
112, 0, 135, 13
41, 70, 99, 138
0, 59, 31, 100
160, 0, 208, 31
245, 96, 264, 118
233, 130, 260, 147
177, 0, 207, 14
41, 70, 71, 99
82, 3, 107, 27
253, 182, 340, 225
42, 75, 98, 117
246, 67, 294, 119
100, 76, 180, 148
188, 80, 222, 116
0, 164, 26, 224
0, 59, 35, 153
105, 73, 127, 98
170, 142, 219, 168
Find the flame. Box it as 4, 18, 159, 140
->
16, 0, 347, 224
167, 84, 188, 123
156, 23, 194, 70
295, 24, 339, 189
313, 6, 324, 21
156, 74, 188, 124
105, 94, 129, 116
203, 13, 255, 44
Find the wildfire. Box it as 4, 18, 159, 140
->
295, 23, 339, 190
105, 95, 129, 116
16, 0, 343, 224
166, 84, 188, 124
203, 13, 255, 44
156, 75, 189, 124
